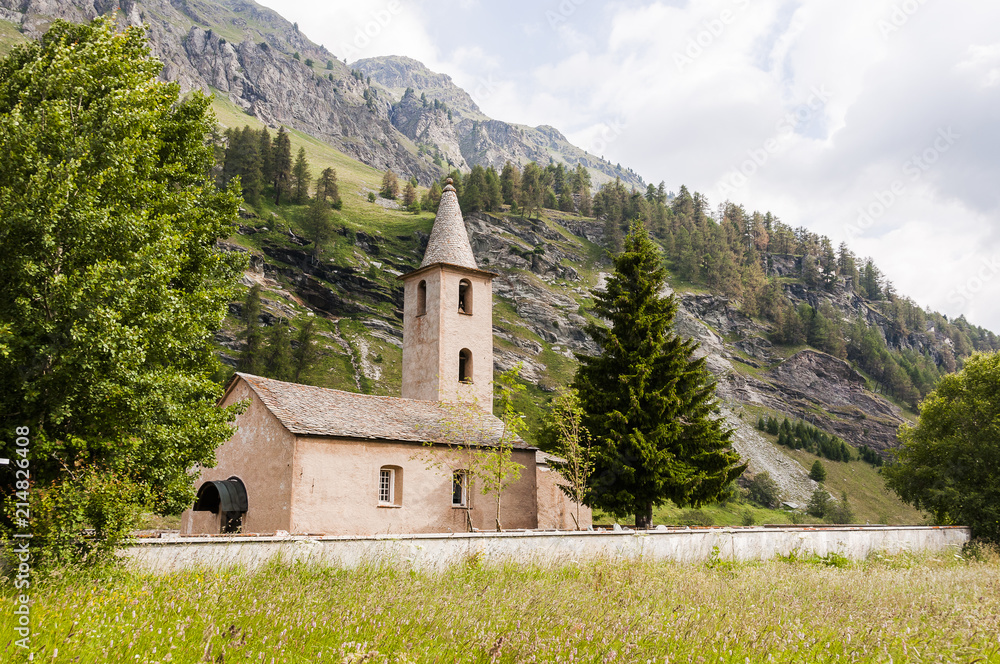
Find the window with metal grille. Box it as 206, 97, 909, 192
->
379, 468, 393, 504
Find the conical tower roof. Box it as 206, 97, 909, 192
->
420, 180, 478, 270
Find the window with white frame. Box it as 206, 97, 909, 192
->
452, 470, 468, 507
379, 467, 394, 504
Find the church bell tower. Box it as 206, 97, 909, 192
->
399, 180, 495, 412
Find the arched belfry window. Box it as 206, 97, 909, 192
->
417, 280, 427, 316
458, 279, 472, 315
459, 348, 473, 383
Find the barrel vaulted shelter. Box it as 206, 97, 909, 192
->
182, 181, 590, 536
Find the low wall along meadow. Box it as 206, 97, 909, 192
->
124, 525, 970, 572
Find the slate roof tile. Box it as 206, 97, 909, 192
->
234, 373, 530, 449
420, 182, 478, 270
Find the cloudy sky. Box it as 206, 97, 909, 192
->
258, 0, 1000, 333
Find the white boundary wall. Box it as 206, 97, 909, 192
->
124, 526, 969, 572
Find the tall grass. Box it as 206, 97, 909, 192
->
2, 548, 998, 663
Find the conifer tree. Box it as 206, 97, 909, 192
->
315, 167, 341, 208
272, 126, 292, 204
263, 320, 294, 381
292, 318, 318, 382
380, 169, 399, 199
500, 161, 520, 206
421, 181, 442, 212
238, 284, 265, 374
573, 221, 745, 528
402, 180, 418, 208
291, 147, 311, 204
258, 128, 273, 186
301, 195, 333, 258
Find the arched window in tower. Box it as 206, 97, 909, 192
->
458, 348, 473, 383
458, 279, 472, 314
417, 280, 427, 316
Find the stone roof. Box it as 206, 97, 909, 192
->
419, 181, 479, 270
232, 373, 531, 449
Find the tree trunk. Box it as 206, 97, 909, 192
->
636, 502, 654, 530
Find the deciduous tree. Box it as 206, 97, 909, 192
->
883, 351, 1000, 542
0, 17, 246, 563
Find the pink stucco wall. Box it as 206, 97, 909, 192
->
180, 379, 296, 534
290, 439, 539, 535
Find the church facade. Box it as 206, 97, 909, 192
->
181, 181, 591, 536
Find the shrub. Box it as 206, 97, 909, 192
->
745, 471, 781, 508
825, 492, 856, 524
807, 489, 831, 517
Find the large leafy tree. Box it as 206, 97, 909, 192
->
0, 18, 246, 561
573, 221, 745, 528
883, 351, 1000, 543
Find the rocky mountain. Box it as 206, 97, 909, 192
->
0, 1, 644, 190
354, 55, 645, 189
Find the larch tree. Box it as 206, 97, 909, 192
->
291, 147, 311, 205
573, 221, 746, 529
380, 169, 400, 199
271, 126, 292, 204
0, 18, 246, 563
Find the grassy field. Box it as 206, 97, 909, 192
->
3, 550, 998, 663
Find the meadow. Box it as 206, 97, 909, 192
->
2, 547, 998, 663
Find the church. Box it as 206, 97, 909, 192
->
181, 181, 591, 536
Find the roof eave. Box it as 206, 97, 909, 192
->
398, 262, 499, 281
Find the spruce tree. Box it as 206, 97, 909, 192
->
573, 221, 745, 528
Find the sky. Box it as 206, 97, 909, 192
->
257, 0, 1000, 333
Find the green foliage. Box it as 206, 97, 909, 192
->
807, 489, 831, 517
301, 195, 334, 258
825, 491, 856, 524
481, 365, 528, 530
745, 472, 781, 509
773, 417, 852, 462
238, 285, 266, 374
884, 351, 1000, 542
544, 389, 593, 530
291, 146, 311, 204
809, 460, 827, 483
314, 166, 342, 209
272, 126, 292, 204
574, 221, 746, 528
0, 17, 246, 563
380, 169, 399, 199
